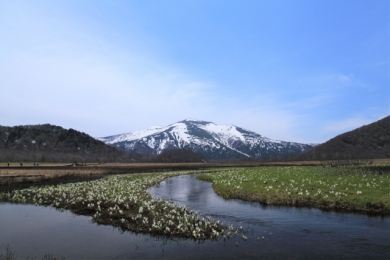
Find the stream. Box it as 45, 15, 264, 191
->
0, 174, 389, 259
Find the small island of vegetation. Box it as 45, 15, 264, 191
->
0, 171, 235, 241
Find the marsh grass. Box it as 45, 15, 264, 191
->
0, 167, 109, 189
0, 244, 16, 260
197, 165, 390, 214
0, 243, 65, 260
1, 171, 233, 240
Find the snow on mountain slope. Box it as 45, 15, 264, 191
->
199, 123, 246, 142
98, 119, 315, 160
98, 125, 164, 144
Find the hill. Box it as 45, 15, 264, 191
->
0, 124, 138, 163
98, 119, 314, 161
299, 116, 390, 161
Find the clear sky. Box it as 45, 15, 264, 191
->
1, 0, 389, 143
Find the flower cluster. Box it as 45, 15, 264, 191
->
197, 166, 390, 213
2, 171, 230, 240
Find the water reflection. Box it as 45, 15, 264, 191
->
0, 203, 223, 259
149, 174, 390, 259
0, 174, 389, 259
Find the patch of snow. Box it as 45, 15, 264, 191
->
157, 138, 169, 152
169, 123, 190, 145
199, 123, 246, 142
101, 125, 168, 144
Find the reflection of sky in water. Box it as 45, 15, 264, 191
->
149, 174, 390, 258
0, 175, 389, 259
151, 174, 377, 224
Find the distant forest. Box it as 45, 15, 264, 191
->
0, 124, 204, 163
0, 124, 137, 163
146, 149, 205, 163
297, 116, 390, 161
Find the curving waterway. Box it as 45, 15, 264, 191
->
0, 174, 389, 259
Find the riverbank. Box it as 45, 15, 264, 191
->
0, 171, 231, 240
197, 165, 390, 215
2, 160, 389, 190
0, 162, 323, 193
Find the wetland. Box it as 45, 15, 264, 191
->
0, 165, 389, 259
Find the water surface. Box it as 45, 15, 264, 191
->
148, 174, 390, 259
0, 174, 389, 259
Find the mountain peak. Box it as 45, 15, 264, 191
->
179, 119, 213, 125
148, 126, 163, 130
98, 119, 315, 161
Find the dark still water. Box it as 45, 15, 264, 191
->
0, 174, 389, 259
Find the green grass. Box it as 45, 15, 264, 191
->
197, 165, 390, 214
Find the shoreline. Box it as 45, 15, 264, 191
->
0, 171, 233, 241
197, 166, 390, 216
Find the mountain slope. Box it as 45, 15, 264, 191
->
98, 119, 314, 161
148, 149, 205, 163
0, 124, 137, 162
299, 116, 390, 160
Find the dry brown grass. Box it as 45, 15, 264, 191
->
1, 159, 388, 181
0, 168, 107, 177
372, 158, 390, 163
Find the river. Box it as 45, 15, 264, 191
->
0, 174, 389, 259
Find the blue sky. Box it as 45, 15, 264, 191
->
1, 0, 388, 143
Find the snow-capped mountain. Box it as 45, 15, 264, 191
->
97, 119, 315, 161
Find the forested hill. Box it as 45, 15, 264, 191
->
299, 116, 390, 160
147, 149, 205, 163
0, 124, 138, 163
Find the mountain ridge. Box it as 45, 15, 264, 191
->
297, 115, 390, 160
98, 119, 315, 161
0, 124, 138, 163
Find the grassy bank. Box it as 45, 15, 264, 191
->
1, 171, 233, 240
197, 166, 390, 214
